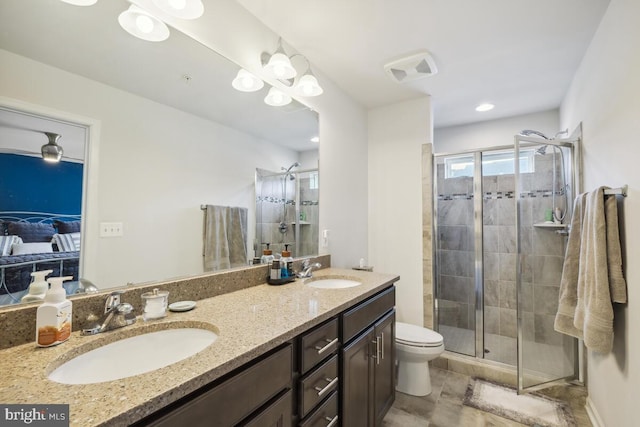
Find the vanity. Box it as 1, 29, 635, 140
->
0, 267, 398, 426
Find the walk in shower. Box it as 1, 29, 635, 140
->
433, 130, 581, 392
255, 166, 319, 259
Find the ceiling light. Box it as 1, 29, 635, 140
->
294, 70, 323, 97
264, 87, 292, 107
231, 69, 264, 92
41, 132, 64, 163
475, 103, 495, 112
262, 39, 297, 80
118, 5, 169, 42
60, 0, 98, 5
310, 136, 319, 143
151, 0, 204, 19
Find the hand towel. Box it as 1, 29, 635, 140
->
554, 187, 627, 354
203, 205, 248, 271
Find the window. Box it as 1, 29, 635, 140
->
444, 150, 535, 178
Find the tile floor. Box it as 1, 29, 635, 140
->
382, 366, 592, 427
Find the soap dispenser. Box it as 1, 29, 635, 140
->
36, 276, 73, 347
280, 245, 294, 278
261, 243, 275, 265
21, 269, 53, 303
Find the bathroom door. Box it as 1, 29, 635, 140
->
514, 136, 579, 393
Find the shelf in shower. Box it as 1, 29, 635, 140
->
533, 222, 568, 229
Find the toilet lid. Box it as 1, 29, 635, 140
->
396, 322, 443, 347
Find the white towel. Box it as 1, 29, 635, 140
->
554, 187, 627, 354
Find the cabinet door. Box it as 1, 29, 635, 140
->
341, 327, 375, 427
373, 310, 395, 427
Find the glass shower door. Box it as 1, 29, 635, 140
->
434, 153, 481, 357
515, 136, 578, 392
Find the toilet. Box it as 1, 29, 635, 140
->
395, 322, 445, 396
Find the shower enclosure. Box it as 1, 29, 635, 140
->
433, 130, 581, 392
255, 166, 319, 260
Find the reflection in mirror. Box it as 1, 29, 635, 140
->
0, 0, 319, 307
255, 166, 319, 261
0, 106, 87, 306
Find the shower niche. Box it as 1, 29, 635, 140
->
433, 130, 581, 392
255, 166, 319, 261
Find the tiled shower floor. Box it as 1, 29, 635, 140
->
439, 325, 574, 378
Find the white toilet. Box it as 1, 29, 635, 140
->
395, 322, 445, 396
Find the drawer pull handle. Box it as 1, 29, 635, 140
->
325, 415, 339, 427
314, 337, 339, 355
314, 376, 338, 396
371, 337, 381, 364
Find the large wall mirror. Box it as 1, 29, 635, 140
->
0, 0, 319, 307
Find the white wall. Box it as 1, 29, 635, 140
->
368, 97, 431, 324
0, 49, 298, 287
560, 0, 640, 424
434, 109, 559, 153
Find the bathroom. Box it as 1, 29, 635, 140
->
0, 0, 638, 426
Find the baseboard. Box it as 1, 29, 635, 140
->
585, 396, 605, 427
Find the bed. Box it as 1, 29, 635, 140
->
0, 212, 81, 305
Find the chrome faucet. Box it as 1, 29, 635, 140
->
81, 291, 136, 335
298, 259, 322, 278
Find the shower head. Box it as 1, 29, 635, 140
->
281, 162, 300, 173
535, 145, 548, 155
519, 129, 550, 140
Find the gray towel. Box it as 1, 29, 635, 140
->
203, 205, 248, 271
554, 187, 627, 353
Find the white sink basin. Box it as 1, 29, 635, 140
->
307, 278, 362, 289
48, 327, 217, 384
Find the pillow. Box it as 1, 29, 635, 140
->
0, 235, 23, 256
54, 220, 81, 234
6, 222, 56, 243
11, 242, 53, 255
52, 232, 81, 252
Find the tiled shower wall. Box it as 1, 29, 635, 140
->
436, 151, 568, 355
256, 172, 319, 259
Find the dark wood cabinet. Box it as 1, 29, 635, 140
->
341, 287, 396, 427
137, 284, 396, 427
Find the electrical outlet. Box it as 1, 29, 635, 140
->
100, 222, 123, 237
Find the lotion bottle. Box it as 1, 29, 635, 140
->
21, 269, 53, 303
280, 245, 294, 278
36, 276, 73, 347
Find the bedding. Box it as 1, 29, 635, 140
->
6, 222, 56, 243
53, 220, 81, 234
0, 251, 80, 295
52, 232, 81, 252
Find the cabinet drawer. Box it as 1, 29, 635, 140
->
299, 391, 338, 427
146, 344, 292, 427
300, 318, 339, 374
342, 286, 395, 343
299, 355, 339, 418
242, 390, 292, 427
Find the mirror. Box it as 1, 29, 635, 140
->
0, 0, 319, 306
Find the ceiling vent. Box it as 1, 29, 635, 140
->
384, 50, 438, 84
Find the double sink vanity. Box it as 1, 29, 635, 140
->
0, 262, 398, 426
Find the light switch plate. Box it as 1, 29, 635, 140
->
100, 222, 123, 237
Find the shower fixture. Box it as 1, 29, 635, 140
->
519, 129, 550, 140
279, 162, 300, 233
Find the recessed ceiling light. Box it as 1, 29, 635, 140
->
60, 0, 98, 5
475, 103, 495, 112
310, 136, 319, 143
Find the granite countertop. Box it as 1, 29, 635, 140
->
0, 268, 398, 426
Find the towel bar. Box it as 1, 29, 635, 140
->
604, 185, 627, 196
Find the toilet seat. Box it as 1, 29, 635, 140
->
396, 322, 443, 348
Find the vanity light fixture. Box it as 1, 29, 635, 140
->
294, 68, 323, 97
475, 103, 495, 112
264, 87, 292, 107
231, 69, 264, 92
261, 39, 297, 80
60, 0, 98, 5
151, 0, 204, 20
118, 5, 170, 42
41, 132, 64, 163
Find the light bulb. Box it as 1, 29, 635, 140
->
168, 0, 186, 10
136, 15, 154, 33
